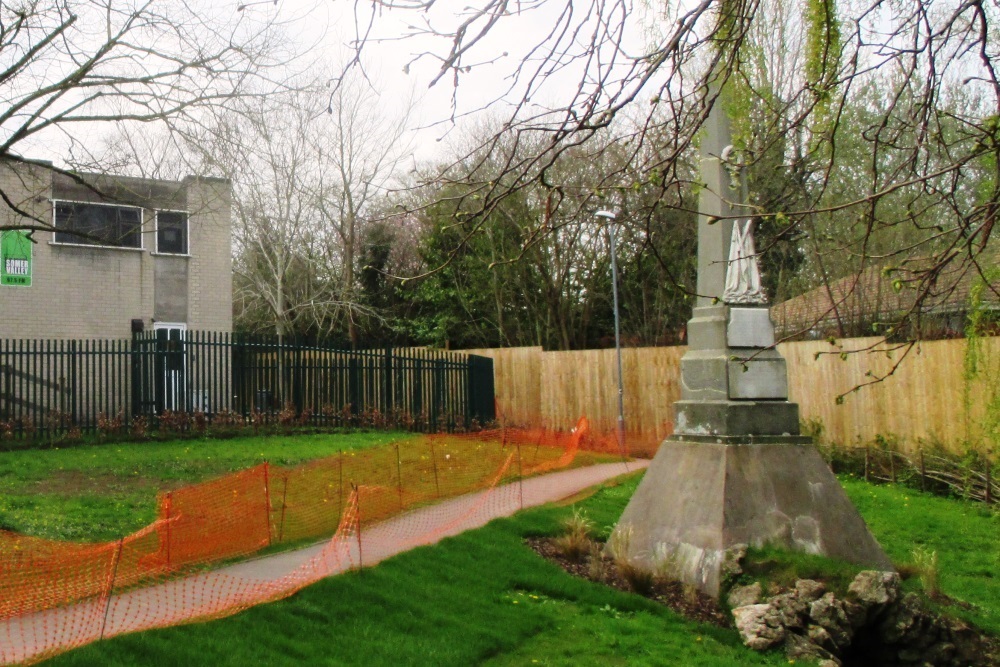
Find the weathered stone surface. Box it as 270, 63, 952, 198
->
727, 353, 788, 399
795, 579, 826, 602
878, 592, 928, 645
770, 591, 809, 630
809, 593, 854, 651
727, 307, 776, 348
686, 305, 729, 351
693, 97, 736, 306
610, 441, 892, 596
807, 625, 835, 651
842, 599, 868, 630
784, 632, 841, 666
727, 582, 762, 609
673, 399, 801, 436
730, 575, 997, 667
848, 571, 901, 618
679, 352, 729, 402
610, 442, 892, 596
721, 543, 747, 581
732, 604, 786, 650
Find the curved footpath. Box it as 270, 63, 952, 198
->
1, 459, 649, 666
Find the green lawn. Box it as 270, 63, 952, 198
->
39, 471, 1000, 666
0, 431, 409, 541
43, 472, 784, 667
841, 475, 1000, 635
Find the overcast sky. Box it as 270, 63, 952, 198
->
275, 0, 655, 162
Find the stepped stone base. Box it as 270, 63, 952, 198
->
612, 439, 893, 597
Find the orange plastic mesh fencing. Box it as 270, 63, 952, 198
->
579, 428, 662, 459
0, 419, 637, 665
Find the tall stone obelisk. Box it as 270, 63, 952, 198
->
610, 91, 891, 597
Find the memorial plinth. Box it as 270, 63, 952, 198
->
610, 92, 891, 597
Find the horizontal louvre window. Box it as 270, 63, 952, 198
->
54, 202, 142, 248
157, 211, 188, 254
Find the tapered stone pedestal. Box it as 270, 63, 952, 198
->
613, 437, 893, 597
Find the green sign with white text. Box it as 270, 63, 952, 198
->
1, 230, 32, 287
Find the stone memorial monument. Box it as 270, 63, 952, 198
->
609, 92, 892, 597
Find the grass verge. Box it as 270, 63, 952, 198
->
0, 431, 410, 541
840, 475, 1000, 635
31, 470, 1000, 665
43, 473, 784, 667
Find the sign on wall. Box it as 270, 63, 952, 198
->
1, 230, 32, 287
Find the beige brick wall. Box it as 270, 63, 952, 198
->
184, 176, 233, 333
0, 162, 233, 340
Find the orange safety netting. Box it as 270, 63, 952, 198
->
0, 417, 643, 665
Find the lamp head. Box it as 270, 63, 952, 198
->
594, 210, 616, 221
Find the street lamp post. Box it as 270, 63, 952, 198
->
595, 210, 626, 452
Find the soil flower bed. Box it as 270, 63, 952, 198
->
525, 536, 729, 627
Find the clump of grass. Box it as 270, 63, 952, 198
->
553, 508, 595, 562
586, 542, 606, 581
911, 546, 940, 598
606, 524, 655, 594
652, 542, 679, 581
741, 546, 861, 595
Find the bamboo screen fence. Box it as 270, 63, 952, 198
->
465, 336, 1000, 456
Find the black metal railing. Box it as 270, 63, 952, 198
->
0, 332, 495, 439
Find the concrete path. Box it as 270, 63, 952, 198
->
1, 460, 648, 666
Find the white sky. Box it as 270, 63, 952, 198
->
269, 0, 655, 163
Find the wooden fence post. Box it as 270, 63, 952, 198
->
516, 439, 524, 510
339, 450, 345, 516
100, 539, 125, 641
430, 439, 441, 498
919, 449, 926, 491
352, 482, 363, 571
278, 473, 289, 543
164, 492, 172, 567
986, 459, 993, 505
263, 461, 272, 546
395, 443, 404, 509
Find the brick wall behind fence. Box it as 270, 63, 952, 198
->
464, 336, 1000, 457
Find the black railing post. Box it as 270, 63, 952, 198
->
69, 339, 78, 426
433, 358, 444, 431
466, 354, 496, 426
348, 356, 360, 415
383, 346, 393, 416
413, 355, 423, 427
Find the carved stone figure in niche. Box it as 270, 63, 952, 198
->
724, 218, 767, 304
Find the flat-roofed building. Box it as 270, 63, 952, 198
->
0, 159, 232, 340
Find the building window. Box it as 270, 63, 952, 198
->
157, 211, 188, 255
53, 201, 143, 248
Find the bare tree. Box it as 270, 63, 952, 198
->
312, 68, 416, 347
343, 0, 1000, 341
183, 86, 343, 340
0, 0, 287, 234
171, 65, 414, 344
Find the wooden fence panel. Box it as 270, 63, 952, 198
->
780, 337, 998, 455
465, 336, 998, 456
465, 346, 683, 441
463, 347, 543, 426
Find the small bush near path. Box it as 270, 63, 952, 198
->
0, 431, 410, 541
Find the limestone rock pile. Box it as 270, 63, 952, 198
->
728, 571, 993, 666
